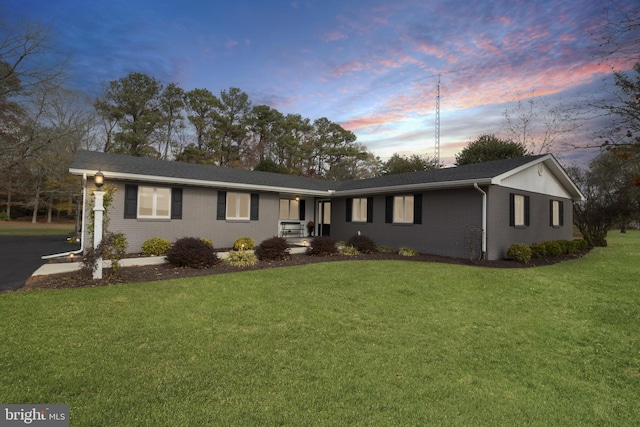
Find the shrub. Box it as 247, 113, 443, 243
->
200, 238, 213, 248
530, 242, 546, 258
507, 243, 532, 264
307, 236, 338, 256
398, 247, 418, 257
255, 236, 290, 261
575, 239, 589, 251
543, 240, 562, 257
555, 240, 571, 254
141, 237, 171, 256
233, 236, 255, 251
339, 245, 360, 256
377, 245, 396, 253
224, 250, 258, 267
166, 237, 220, 268
347, 234, 377, 254
81, 231, 128, 278
0, 212, 9, 221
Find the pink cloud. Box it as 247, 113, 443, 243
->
323, 30, 347, 42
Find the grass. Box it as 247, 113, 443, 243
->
1, 232, 639, 426
0, 221, 75, 235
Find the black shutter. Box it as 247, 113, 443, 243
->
559, 201, 564, 226
250, 193, 259, 220
413, 194, 422, 224
346, 198, 353, 222
171, 188, 183, 220
385, 196, 393, 223
509, 193, 515, 226
217, 191, 226, 220
549, 200, 554, 226
124, 185, 138, 219
366, 197, 373, 223
524, 195, 530, 226
299, 199, 305, 221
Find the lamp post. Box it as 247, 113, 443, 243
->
93, 171, 105, 279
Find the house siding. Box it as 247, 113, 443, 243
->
486, 185, 573, 260
331, 188, 483, 259
88, 182, 281, 253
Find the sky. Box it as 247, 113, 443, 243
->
3, 0, 638, 166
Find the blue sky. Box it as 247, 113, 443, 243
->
3, 0, 638, 165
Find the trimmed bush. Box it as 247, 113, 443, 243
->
530, 242, 546, 259
307, 236, 338, 256
200, 238, 213, 248
347, 234, 377, 254
543, 240, 562, 257
141, 237, 171, 256
574, 239, 589, 251
224, 250, 258, 267
339, 245, 360, 256
377, 245, 396, 253
507, 243, 532, 264
398, 247, 418, 257
255, 236, 290, 261
166, 237, 220, 268
233, 236, 255, 251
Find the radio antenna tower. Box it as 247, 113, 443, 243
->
435, 74, 441, 164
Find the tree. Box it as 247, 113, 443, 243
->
94, 72, 163, 157
381, 153, 441, 175
500, 93, 583, 155
455, 134, 529, 166
157, 83, 185, 159
568, 149, 640, 247
212, 87, 251, 167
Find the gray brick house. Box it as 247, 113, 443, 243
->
70, 150, 584, 261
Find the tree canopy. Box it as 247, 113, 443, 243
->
455, 134, 529, 166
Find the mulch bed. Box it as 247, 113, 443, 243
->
20, 250, 589, 292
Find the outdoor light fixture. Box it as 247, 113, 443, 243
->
94, 171, 104, 188
295, 195, 300, 201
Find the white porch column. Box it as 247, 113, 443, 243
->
93, 190, 105, 279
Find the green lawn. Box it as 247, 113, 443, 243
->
1, 232, 639, 426
0, 221, 75, 235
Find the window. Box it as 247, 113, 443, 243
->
280, 199, 300, 220
124, 185, 182, 220
550, 200, 563, 227
226, 192, 251, 220
510, 193, 530, 227
394, 195, 414, 223
138, 186, 171, 219
217, 191, 259, 221
352, 198, 368, 222
385, 194, 421, 224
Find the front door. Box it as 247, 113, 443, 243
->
317, 201, 331, 236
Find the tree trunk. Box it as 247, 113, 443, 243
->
32, 184, 41, 224
47, 196, 53, 223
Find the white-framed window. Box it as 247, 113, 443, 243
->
138, 186, 171, 219
551, 200, 563, 227
352, 198, 368, 222
513, 194, 526, 226
279, 199, 300, 220
226, 192, 251, 220
393, 195, 414, 223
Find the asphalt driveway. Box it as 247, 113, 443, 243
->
0, 235, 81, 292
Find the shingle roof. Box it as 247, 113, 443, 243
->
335, 155, 548, 191
70, 150, 336, 193
70, 150, 580, 198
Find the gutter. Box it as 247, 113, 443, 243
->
41, 173, 87, 260
473, 183, 487, 260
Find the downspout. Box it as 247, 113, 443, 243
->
41, 173, 87, 260
473, 183, 487, 260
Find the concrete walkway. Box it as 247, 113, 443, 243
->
32, 246, 309, 277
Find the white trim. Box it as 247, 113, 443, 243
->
69, 168, 334, 197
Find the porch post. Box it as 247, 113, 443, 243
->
93, 190, 104, 279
